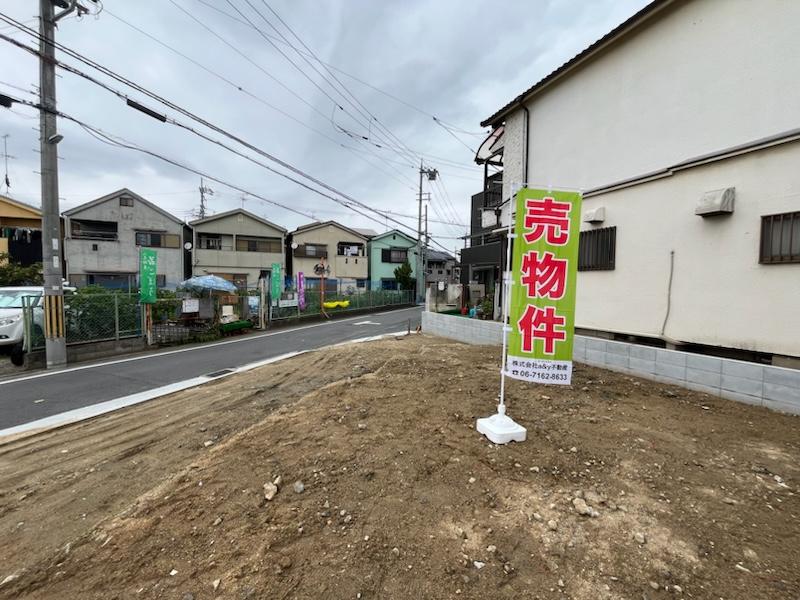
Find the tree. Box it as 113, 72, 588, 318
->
393, 259, 414, 291
0, 253, 43, 286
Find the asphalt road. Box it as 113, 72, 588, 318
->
0, 306, 421, 430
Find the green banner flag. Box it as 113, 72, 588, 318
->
139, 248, 158, 304
507, 188, 582, 385
271, 262, 282, 299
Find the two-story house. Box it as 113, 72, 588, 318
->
190, 209, 286, 290
425, 249, 458, 286
477, 0, 800, 365
367, 229, 417, 290
63, 189, 185, 290
288, 221, 368, 293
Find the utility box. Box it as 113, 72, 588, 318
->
695, 187, 735, 216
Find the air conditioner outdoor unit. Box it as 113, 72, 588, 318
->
584, 206, 605, 224
695, 187, 735, 216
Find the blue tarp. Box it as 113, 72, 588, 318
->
179, 275, 238, 293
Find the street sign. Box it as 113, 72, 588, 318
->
139, 248, 158, 304
271, 262, 282, 299
507, 188, 582, 385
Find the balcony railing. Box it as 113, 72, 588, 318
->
71, 230, 118, 241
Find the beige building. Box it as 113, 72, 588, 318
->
190, 209, 286, 289
289, 221, 369, 292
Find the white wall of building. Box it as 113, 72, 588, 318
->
578, 142, 800, 358
520, 0, 800, 194
494, 0, 800, 358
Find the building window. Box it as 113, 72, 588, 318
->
356, 279, 367, 288
136, 231, 180, 248
381, 278, 399, 290
119, 196, 134, 207
293, 244, 328, 258
760, 211, 800, 264
337, 241, 364, 256
70, 219, 118, 241
235, 236, 282, 253
381, 247, 408, 263
86, 273, 135, 289
156, 274, 166, 288
198, 233, 223, 250
578, 226, 616, 271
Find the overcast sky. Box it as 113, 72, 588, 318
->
0, 0, 649, 253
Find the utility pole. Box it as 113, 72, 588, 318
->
1, 134, 15, 193
39, 0, 75, 367
36, 0, 94, 367
416, 161, 437, 304
198, 177, 213, 218
423, 204, 428, 297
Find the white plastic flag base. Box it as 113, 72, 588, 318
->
476, 405, 527, 445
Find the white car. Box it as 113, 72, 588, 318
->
0, 286, 74, 365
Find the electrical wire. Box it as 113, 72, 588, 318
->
189, 0, 486, 137
3, 89, 456, 251
256, 0, 423, 169
0, 14, 461, 252
0, 23, 448, 249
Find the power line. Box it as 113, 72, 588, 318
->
0, 15, 458, 252
256, 0, 423, 169
181, 0, 483, 174
0, 23, 427, 242
189, 0, 486, 137
2, 88, 456, 252
159, 0, 422, 189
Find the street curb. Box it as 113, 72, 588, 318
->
0, 330, 414, 446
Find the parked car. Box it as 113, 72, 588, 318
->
0, 286, 74, 366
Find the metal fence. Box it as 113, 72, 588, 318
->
268, 289, 413, 322
21, 288, 413, 351
24, 293, 143, 351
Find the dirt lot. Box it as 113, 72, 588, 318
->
0, 334, 798, 599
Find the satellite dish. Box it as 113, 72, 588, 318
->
184, 241, 193, 250
291, 242, 299, 250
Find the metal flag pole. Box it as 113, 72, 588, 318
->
476, 184, 527, 444
497, 192, 516, 415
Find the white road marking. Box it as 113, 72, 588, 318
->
0, 306, 421, 386
34, 399, 45, 403
0, 331, 412, 443
353, 321, 381, 325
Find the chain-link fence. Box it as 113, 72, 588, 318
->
21, 288, 413, 351
23, 293, 143, 351
269, 289, 413, 323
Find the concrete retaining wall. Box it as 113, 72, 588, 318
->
422, 311, 800, 415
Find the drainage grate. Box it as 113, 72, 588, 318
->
205, 368, 235, 378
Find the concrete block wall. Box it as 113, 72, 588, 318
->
422, 311, 800, 415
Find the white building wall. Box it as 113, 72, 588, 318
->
494, 0, 800, 358
577, 142, 800, 358
521, 0, 800, 192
